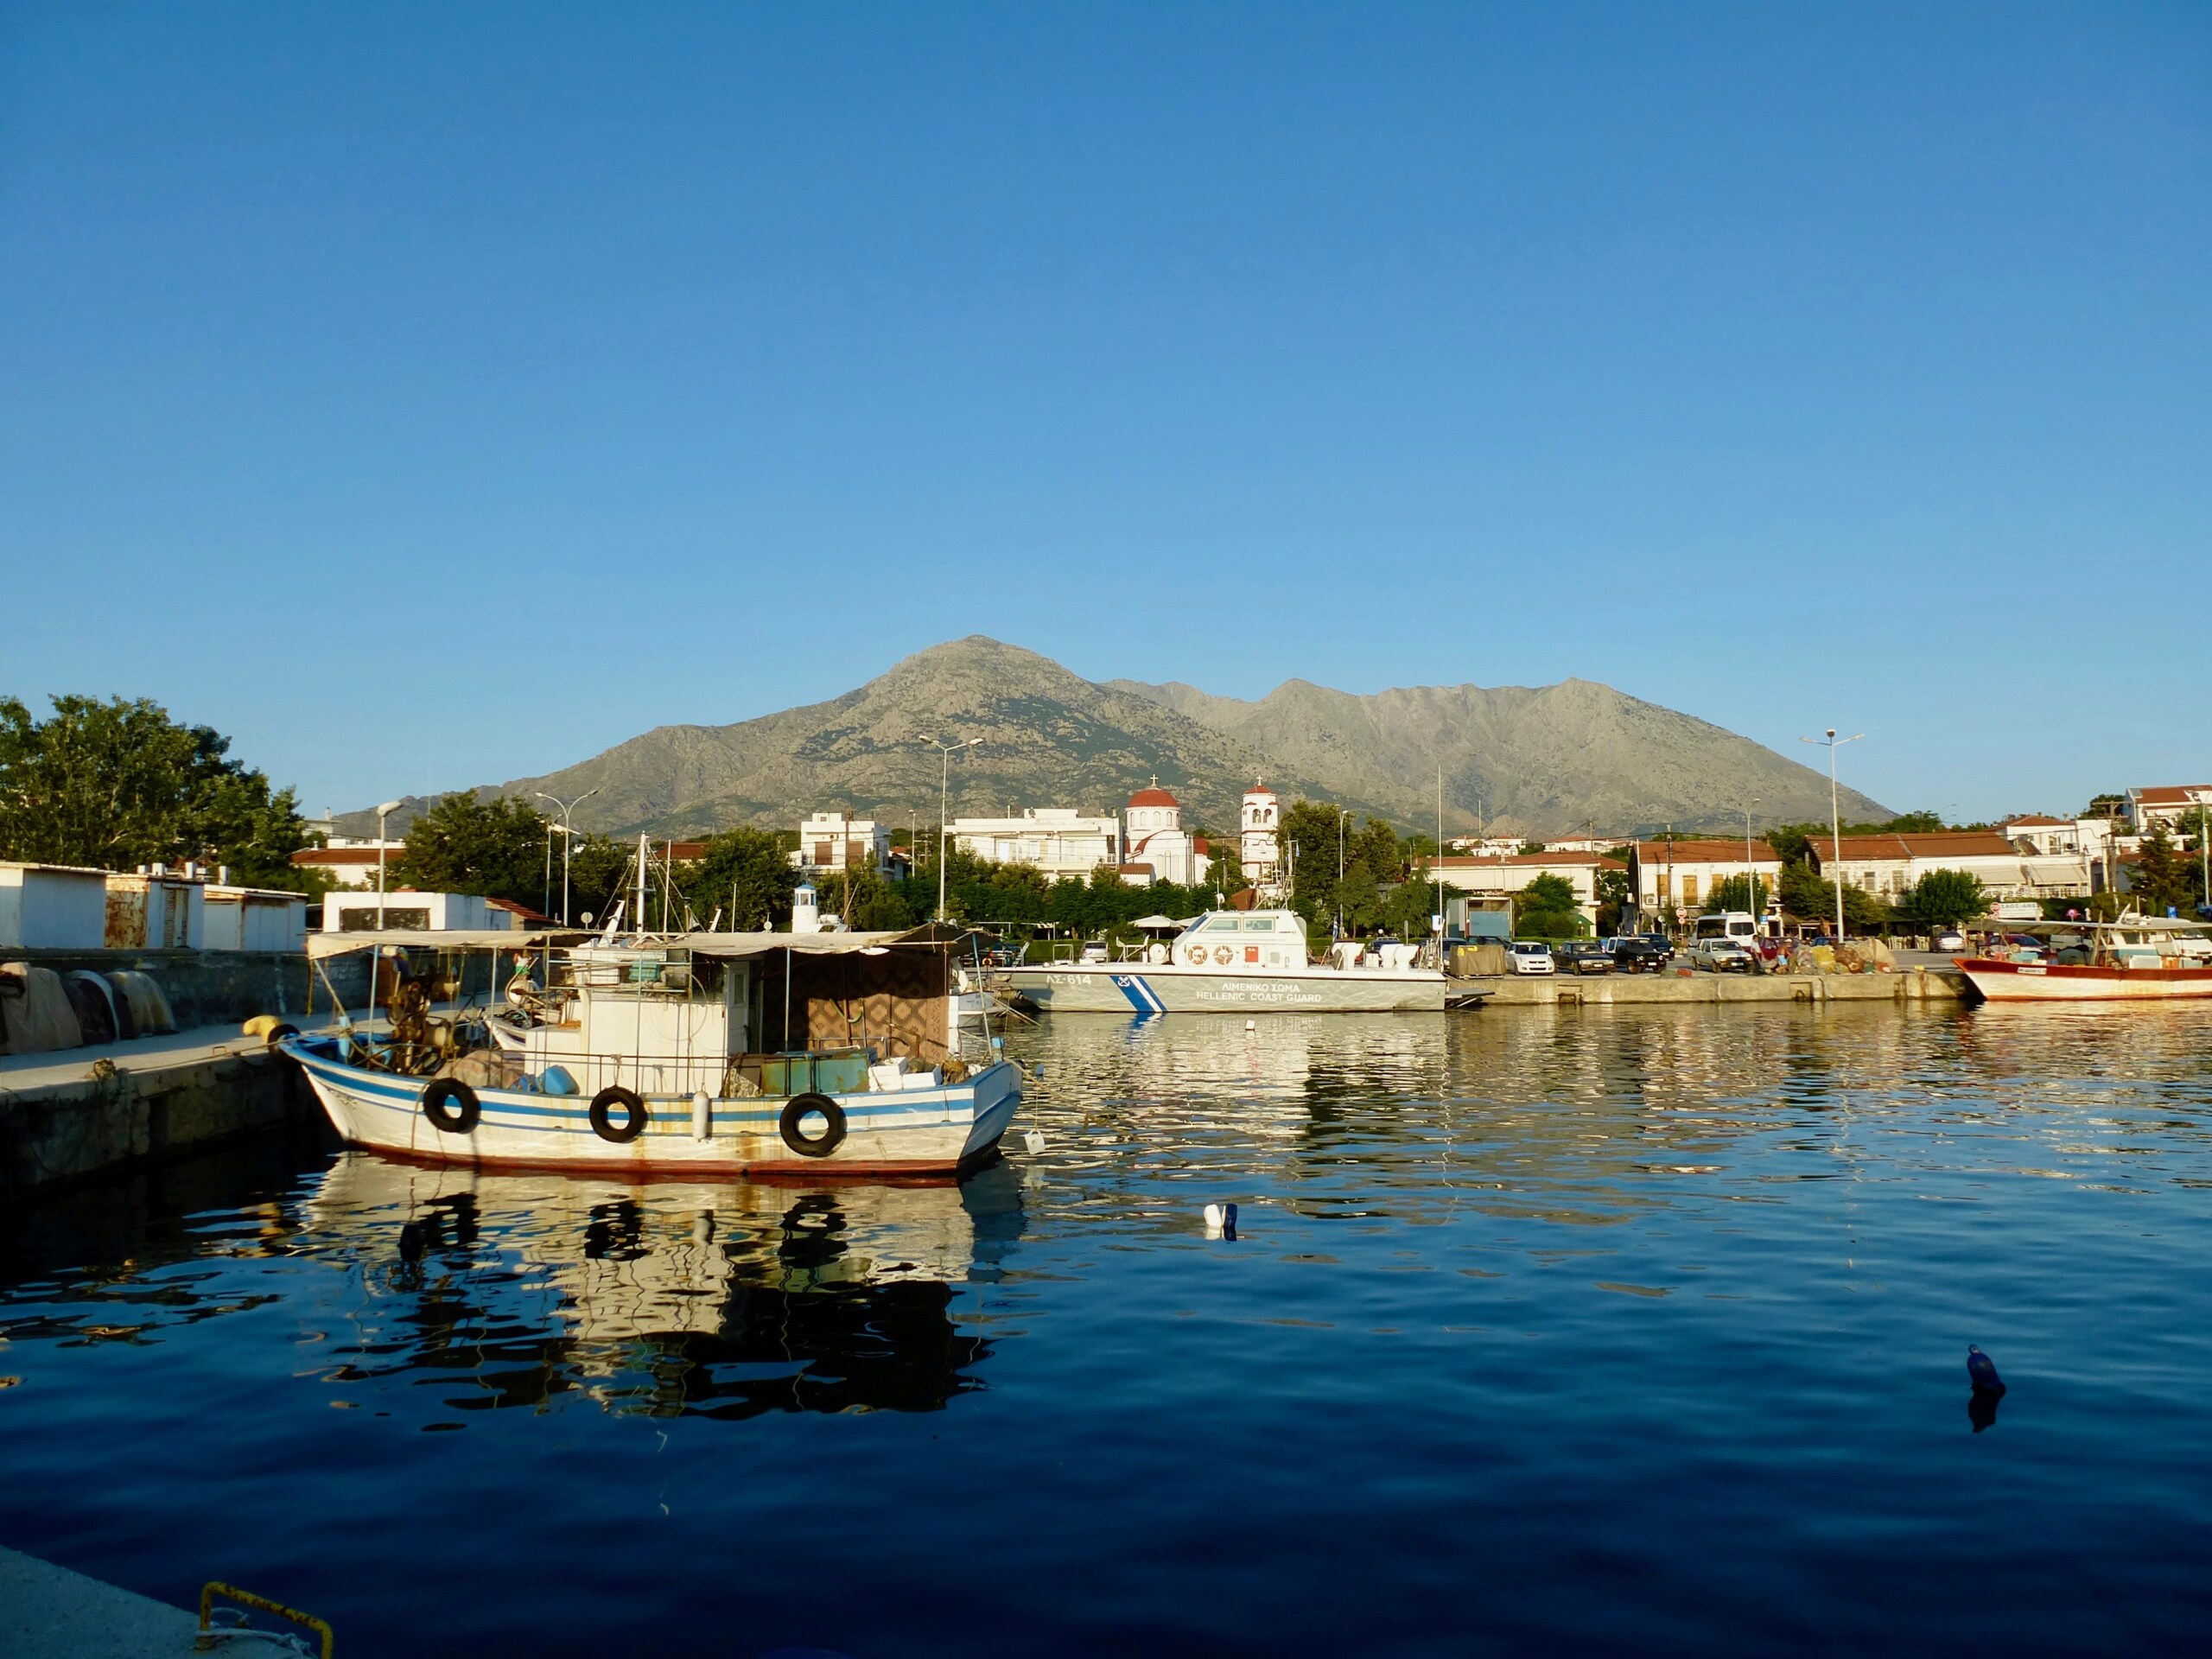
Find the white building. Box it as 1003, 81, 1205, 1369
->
1446, 836, 1527, 859
1629, 839, 1784, 925
1809, 832, 2088, 905
1429, 852, 1618, 934
322, 891, 514, 933
1544, 834, 1634, 855
1240, 783, 1281, 891
2127, 785, 2212, 838
202, 886, 310, 953
1123, 783, 1211, 887
289, 840, 407, 890
2002, 817, 2113, 893
0, 861, 109, 950
950, 808, 1122, 881
793, 812, 894, 875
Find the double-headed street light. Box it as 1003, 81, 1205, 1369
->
918, 735, 982, 921
535, 788, 600, 925
1799, 729, 1864, 939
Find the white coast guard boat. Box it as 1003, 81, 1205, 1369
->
1955, 915, 2212, 1003
1001, 908, 1475, 1014
284, 923, 1021, 1175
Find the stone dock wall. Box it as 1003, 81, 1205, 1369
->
1468, 966, 1968, 1007
1, 950, 376, 1195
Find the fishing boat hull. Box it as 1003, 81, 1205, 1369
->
1955, 957, 2212, 1002
282, 1036, 1022, 1175
1002, 963, 1449, 1014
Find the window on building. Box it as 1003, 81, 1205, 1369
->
1682, 874, 1699, 903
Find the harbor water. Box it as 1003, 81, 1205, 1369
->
4, 1005, 2212, 1655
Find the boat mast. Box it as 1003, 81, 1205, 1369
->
636, 832, 650, 937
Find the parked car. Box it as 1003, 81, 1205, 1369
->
1079, 941, 1109, 963
1688, 939, 1756, 973
1932, 930, 1966, 952
1552, 941, 1614, 975
1609, 937, 1672, 974
1507, 940, 1557, 976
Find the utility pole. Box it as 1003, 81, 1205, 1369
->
918, 735, 981, 921
535, 788, 600, 925
1800, 728, 1865, 938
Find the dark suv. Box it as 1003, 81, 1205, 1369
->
1609, 936, 1672, 974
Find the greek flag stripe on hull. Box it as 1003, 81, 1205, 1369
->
1110, 973, 1166, 1014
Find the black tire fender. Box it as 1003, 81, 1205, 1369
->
779, 1092, 847, 1158
422, 1077, 481, 1135
589, 1085, 648, 1144
264, 1022, 299, 1046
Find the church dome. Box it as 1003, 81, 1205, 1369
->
1128, 785, 1179, 808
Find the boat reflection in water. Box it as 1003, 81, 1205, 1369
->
301, 1151, 1026, 1421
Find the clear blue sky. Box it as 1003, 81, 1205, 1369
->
3, 3, 2206, 823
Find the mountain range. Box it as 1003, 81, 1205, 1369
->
339, 636, 1889, 842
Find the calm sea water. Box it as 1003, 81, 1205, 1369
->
6, 1005, 2212, 1656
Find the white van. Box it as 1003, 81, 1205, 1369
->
1693, 912, 1761, 950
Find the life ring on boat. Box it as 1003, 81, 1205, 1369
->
421, 1077, 480, 1135
588, 1085, 648, 1144
1213, 944, 1234, 966
1184, 944, 1208, 966
779, 1092, 847, 1158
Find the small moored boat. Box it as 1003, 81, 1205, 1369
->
286, 922, 1021, 1174
1955, 915, 2212, 1002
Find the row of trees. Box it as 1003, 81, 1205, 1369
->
0, 696, 324, 891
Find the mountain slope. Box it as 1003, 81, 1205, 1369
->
1105, 674, 1889, 835
341, 637, 1889, 840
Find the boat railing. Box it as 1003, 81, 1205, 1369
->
516, 1045, 958, 1101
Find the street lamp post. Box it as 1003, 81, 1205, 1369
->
1745, 798, 1760, 929
535, 788, 600, 925
1799, 729, 1865, 938
374, 800, 404, 931
918, 736, 981, 921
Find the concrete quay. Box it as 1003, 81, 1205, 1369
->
0, 1546, 309, 1657
1465, 966, 1968, 1007
0, 1020, 337, 1195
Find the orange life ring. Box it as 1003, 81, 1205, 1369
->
1185, 944, 1209, 965
1213, 944, 1234, 966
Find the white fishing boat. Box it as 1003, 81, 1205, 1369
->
1955, 914, 2212, 1002
999, 908, 1480, 1014
286, 919, 1022, 1175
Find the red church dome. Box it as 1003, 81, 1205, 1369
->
1128, 785, 1179, 808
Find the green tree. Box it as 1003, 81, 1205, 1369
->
1897, 868, 1986, 930
560, 834, 637, 925
1594, 866, 1632, 935
1513, 873, 1586, 938
2127, 824, 2196, 916
0, 694, 316, 887
1702, 874, 1770, 916
1780, 861, 1889, 931
683, 827, 799, 931
389, 794, 549, 905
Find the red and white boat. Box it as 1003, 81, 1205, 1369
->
1955, 916, 2212, 1002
